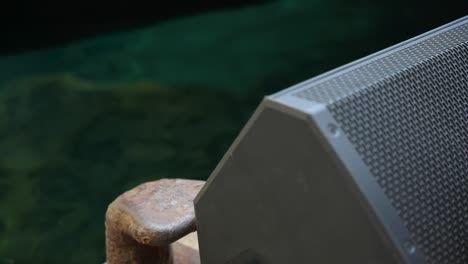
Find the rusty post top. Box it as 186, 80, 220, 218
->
107, 178, 205, 246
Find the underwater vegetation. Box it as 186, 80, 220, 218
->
0, 75, 254, 263
0, 0, 464, 263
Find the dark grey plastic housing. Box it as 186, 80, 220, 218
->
195, 16, 468, 264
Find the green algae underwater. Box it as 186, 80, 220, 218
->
0, 1, 464, 263
0, 75, 253, 263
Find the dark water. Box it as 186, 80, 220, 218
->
0, 1, 464, 263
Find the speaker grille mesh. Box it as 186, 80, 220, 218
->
294, 23, 467, 105
294, 22, 468, 263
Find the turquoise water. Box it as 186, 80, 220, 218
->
0, 1, 463, 263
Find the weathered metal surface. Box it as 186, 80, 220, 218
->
105, 178, 204, 264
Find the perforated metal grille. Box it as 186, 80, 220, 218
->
292, 21, 468, 263
328, 43, 468, 264
294, 22, 467, 104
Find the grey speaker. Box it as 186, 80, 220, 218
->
194, 16, 468, 264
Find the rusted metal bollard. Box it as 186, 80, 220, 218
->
105, 179, 205, 264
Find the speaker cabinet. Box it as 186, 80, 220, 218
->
195, 16, 468, 264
